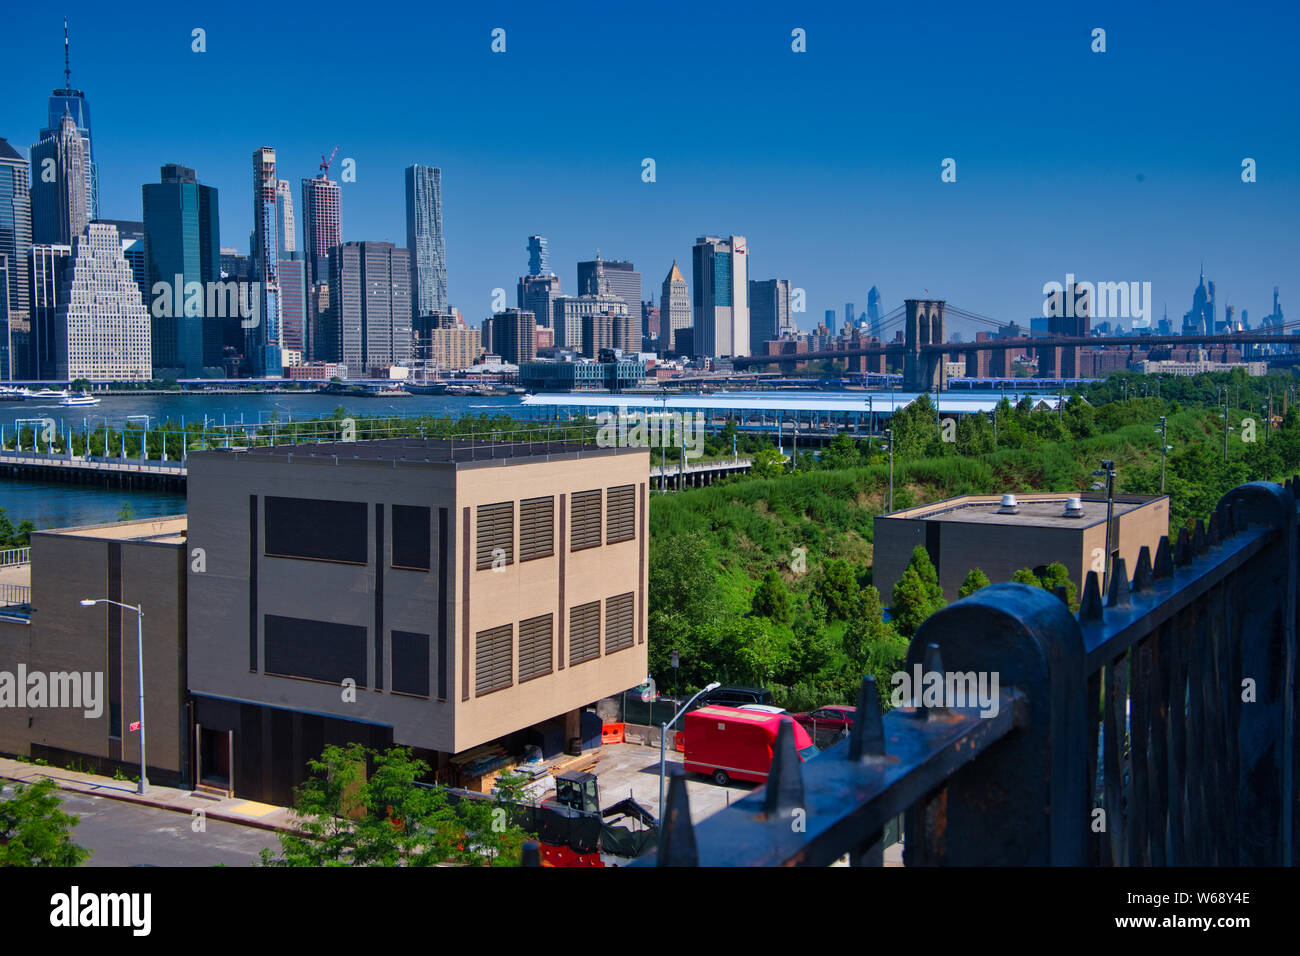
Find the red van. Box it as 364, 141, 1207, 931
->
683, 705, 818, 785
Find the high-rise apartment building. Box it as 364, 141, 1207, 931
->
580, 312, 635, 359
749, 278, 792, 346
517, 273, 561, 331
53, 223, 151, 381
405, 165, 447, 318
691, 236, 749, 358
578, 257, 640, 322
30, 21, 97, 245
301, 172, 342, 360
660, 260, 690, 355
484, 308, 536, 365
553, 295, 629, 353
0, 139, 32, 379
249, 148, 284, 376
527, 235, 549, 276
142, 165, 221, 377
427, 324, 483, 371
329, 241, 412, 374
30, 243, 72, 379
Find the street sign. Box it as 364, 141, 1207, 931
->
129, 721, 141, 732
671, 650, 679, 669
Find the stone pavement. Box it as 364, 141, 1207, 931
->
0, 756, 299, 833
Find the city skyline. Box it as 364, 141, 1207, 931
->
0, 3, 1297, 343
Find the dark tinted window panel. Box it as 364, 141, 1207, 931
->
518, 614, 553, 683
264, 614, 367, 685
606, 485, 635, 544
604, 593, 635, 654
475, 624, 513, 696
570, 490, 602, 552
391, 631, 431, 698
392, 505, 432, 570
265, 496, 367, 564
476, 502, 514, 570
569, 601, 601, 666
519, 496, 554, 562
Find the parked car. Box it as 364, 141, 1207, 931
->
683, 705, 819, 786
693, 685, 775, 709
793, 705, 856, 743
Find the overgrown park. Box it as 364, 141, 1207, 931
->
647, 370, 1300, 711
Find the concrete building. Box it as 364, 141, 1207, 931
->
517, 273, 561, 331
553, 291, 629, 353
428, 325, 483, 370
54, 223, 151, 381
185, 438, 649, 804
578, 257, 639, 323
660, 260, 690, 355
873, 491, 1169, 604
329, 241, 412, 375
301, 172, 342, 361
483, 308, 536, 366
691, 235, 749, 358
749, 278, 792, 346
0, 517, 190, 786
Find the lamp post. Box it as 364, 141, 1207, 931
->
1091, 460, 1116, 593
1156, 415, 1169, 493
79, 598, 147, 794
659, 681, 720, 816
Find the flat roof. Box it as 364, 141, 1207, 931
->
881, 492, 1164, 531
37, 515, 188, 543
191, 437, 645, 467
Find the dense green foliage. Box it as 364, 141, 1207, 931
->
0, 777, 90, 866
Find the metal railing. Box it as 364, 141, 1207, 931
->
0, 583, 31, 607
620, 478, 1298, 867
0, 547, 30, 567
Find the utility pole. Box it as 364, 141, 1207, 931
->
1092, 460, 1117, 593
1157, 416, 1168, 492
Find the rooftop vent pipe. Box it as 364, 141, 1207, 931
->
1063, 496, 1085, 518
997, 493, 1019, 514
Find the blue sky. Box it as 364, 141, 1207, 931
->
3, 0, 1297, 335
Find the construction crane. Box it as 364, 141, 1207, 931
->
319, 146, 339, 178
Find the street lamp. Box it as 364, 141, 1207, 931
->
1090, 460, 1116, 593
80, 598, 147, 794
659, 681, 720, 815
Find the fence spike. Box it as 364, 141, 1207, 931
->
1193, 518, 1208, 555
521, 841, 542, 867
1219, 504, 1236, 539
1132, 546, 1154, 592
1107, 556, 1133, 608
1054, 584, 1069, 605
1207, 511, 1223, 548
1174, 527, 1193, 567
658, 772, 699, 866
764, 717, 807, 816
849, 674, 886, 758
1079, 570, 1105, 622
1154, 535, 1174, 578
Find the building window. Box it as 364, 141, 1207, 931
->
265, 614, 368, 686
569, 601, 601, 666
517, 613, 553, 683
604, 593, 635, 654
519, 496, 554, 561
391, 631, 430, 698
476, 502, 514, 570
392, 505, 432, 571
606, 485, 635, 544
264, 496, 368, 565
570, 490, 602, 552
475, 624, 513, 696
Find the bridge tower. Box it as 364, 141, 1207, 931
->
903, 298, 947, 391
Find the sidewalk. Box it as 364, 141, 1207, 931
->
0, 757, 299, 834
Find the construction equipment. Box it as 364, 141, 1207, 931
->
319, 146, 339, 178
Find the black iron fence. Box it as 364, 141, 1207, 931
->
619, 479, 1297, 867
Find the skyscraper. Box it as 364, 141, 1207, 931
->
691, 235, 749, 358
578, 256, 640, 323
527, 235, 549, 276
518, 273, 561, 330
250, 147, 283, 376
142, 164, 221, 377
30, 20, 97, 244
329, 241, 411, 374
867, 286, 883, 339
660, 260, 690, 354
405, 164, 447, 317
484, 308, 537, 365
29, 243, 71, 378
275, 180, 295, 257
0, 139, 32, 379
749, 279, 792, 346
53, 223, 151, 381
1182, 266, 1215, 336
301, 171, 342, 360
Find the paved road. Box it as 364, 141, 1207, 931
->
2, 784, 281, 867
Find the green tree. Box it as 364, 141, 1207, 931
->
957, 567, 990, 598
821, 432, 862, 470
116, 501, 136, 522
0, 777, 91, 866
890, 547, 946, 638
750, 568, 793, 625
815, 558, 864, 622
750, 445, 786, 479
1011, 568, 1042, 587
1038, 561, 1079, 610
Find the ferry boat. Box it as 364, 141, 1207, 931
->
59, 391, 100, 407
26, 387, 68, 399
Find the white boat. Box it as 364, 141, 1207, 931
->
59, 392, 100, 407
26, 387, 68, 399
